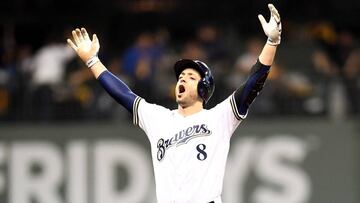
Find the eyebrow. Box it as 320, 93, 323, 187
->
180, 72, 195, 76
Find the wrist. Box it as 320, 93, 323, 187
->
266, 36, 281, 46
86, 55, 100, 68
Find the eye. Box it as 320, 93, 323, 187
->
190, 77, 195, 80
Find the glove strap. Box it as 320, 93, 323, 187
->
267, 36, 281, 46
86, 55, 100, 68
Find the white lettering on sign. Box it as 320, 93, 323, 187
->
224, 135, 311, 203
1, 135, 311, 203
9, 142, 63, 203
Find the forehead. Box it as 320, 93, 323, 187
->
180, 68, 201, 77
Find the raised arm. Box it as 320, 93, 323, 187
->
258, 4, 281, 65
232, 4, 282, 119
67, 28, 137, 113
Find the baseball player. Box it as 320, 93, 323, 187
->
67, 4, 281, 203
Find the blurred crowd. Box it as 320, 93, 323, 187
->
0, 21, 359, 122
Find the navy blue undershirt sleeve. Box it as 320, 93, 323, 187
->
97, 70, 137, 113
233, 60, 270, 118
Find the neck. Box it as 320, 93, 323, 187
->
177, 101, 203, 117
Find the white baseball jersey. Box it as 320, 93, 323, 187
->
133, 93, 246, 203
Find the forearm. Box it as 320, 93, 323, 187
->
90, 60, 137, 113
233, 60, 270, 117
259, 43, 277, 66
97, 69, 137, 113
233, 34, 278, 118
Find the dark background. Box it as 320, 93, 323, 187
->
1, 0, 359, 51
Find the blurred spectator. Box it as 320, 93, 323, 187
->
196, 24, 228, 62
15, 45, 34, 119
343, 48, 360, 115
0, 17, 358, 122
337, 32, 360, 117
60, 58, 98, 119
311, 49, 338, 78
231, 37, 264, 88
122, 31, 164, 103
196, 24, 231, 107
309, 49, 338, 116
152, 28, 179, 108
180, 40, 207, 61
0, 47, 19, 120
28, 34, 75, 120
230, 51, 314, 116
261, 62, 313, 115
310, 22, 360, 118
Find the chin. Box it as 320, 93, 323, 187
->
176, 98, 189, 108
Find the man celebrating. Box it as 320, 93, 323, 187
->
67, 4, 281, 203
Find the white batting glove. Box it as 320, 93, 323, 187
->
258, 4, 282, 46
67, 28, 100, 68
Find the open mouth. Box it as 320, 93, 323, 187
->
179, 85, 185, 94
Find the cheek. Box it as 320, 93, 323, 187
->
189, 82, 199, 94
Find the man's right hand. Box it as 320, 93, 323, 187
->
67, 28, 100, 67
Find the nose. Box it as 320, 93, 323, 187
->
180, 79, 186, 83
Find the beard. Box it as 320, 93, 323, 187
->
176, 91, 201, 108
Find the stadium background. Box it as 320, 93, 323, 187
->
0, 0, 359, 203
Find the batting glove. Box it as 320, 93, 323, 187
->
258, 4, 282, 46
67, 28, 100, 68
